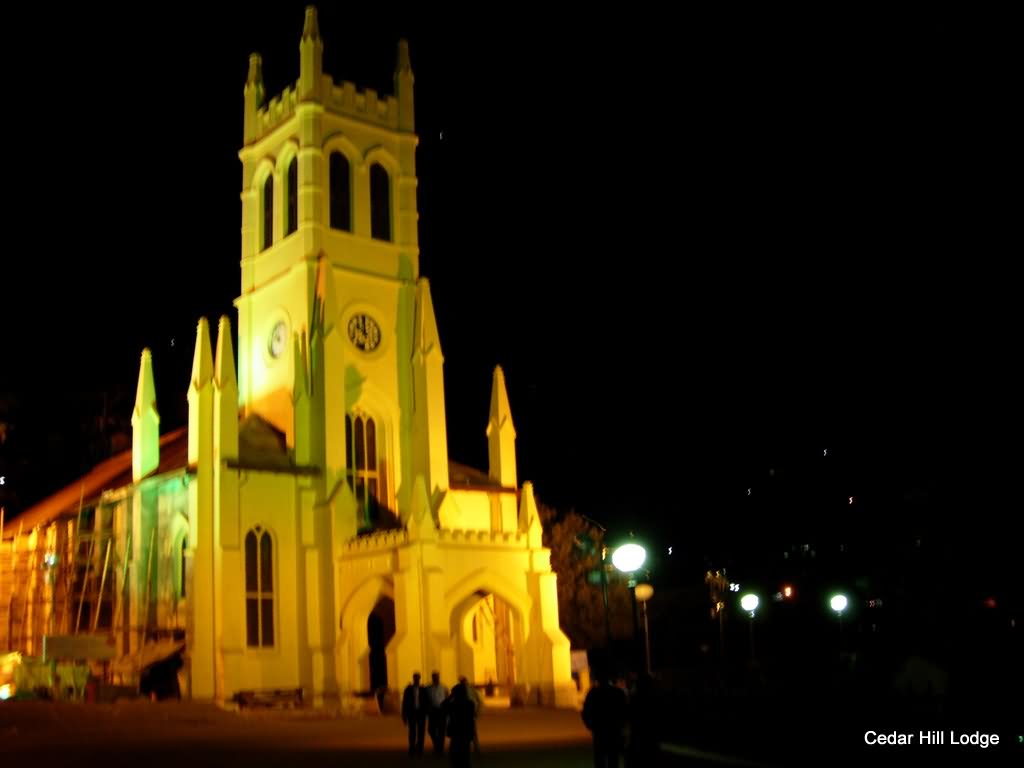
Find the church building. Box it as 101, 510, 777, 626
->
0, 6, 574, 708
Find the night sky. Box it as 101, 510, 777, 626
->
0, 5, 1017, 585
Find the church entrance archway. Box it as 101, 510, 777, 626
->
452, 591, 522, 691
367, 596, 395, 693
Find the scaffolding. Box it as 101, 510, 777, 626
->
0, 495, 134, 669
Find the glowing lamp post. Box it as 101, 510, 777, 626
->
611, 543, 646, 573
740, 593, 759, 664
831, 593, 848, 658
612, 542, 647, 673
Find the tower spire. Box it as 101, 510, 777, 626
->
189, 317, 214, 392
131, 348, 160, 482
302, 5, 321, 40
486, 366, 517, 488
299, 6, 324, 101
214, 316, 239, 462
243, 53, 265, 145
395, 38, 414, 131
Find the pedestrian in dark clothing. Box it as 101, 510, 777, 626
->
402, 672, 428, 756
445, 682, 477, 767
446, 676, 482, 754
582, 675, 629, 768
426, 671, 450, 756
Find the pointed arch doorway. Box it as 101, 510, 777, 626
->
367, 596, 395, 694
454, 591, 521, 691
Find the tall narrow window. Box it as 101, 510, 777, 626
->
286, 157, 298, 236
262, 175, 274, 251
345, 413, 388, 530
330, 152, 351, 231
245, 526, 274, 647
370, 163, 391, 241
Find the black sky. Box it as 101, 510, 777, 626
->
0, 4, 1017, 577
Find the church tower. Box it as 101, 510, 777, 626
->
236, 7, 444, 524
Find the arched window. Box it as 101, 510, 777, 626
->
286, 157, 298, 236
345, 413, 388, 530
244, 526, 274, 647
329, 152, 352, 231
262, 174, 274, 251
370, 163, 391, 241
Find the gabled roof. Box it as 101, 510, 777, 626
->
6, 427, 189, 533
448, 460, 514, 492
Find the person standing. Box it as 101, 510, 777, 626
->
449, 676, 483, 754
402, 672, 428, 756
445, 682, 477, 767
582, 672, 629, 768
426, 671, 450, 756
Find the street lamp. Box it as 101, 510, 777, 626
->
740, 593, 759, 664
634, 583, 654, 675
830, 593, 848, 658
611, 543, 646, 573
611, 541, 647, 674
830, 593, 848, 614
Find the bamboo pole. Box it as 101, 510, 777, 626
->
5, 520, 18, 651
74, 526, 96, 634
91, 539, 113, 633
140, 526, 156, 648
20, 529, 35, 652
64, 486, 85, 633
113, 531, 131, 637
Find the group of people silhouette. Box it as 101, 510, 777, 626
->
582, 670, 661, 768
402, 671, 482, 765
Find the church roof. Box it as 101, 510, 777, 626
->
447, 460, 514, 492
8, 428, 515, 534
6, 427, 189, 533
235, 414, 294, 471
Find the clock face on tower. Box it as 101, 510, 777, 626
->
347, 314, 381, 352
269, 321, 288, 358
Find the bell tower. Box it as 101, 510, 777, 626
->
235, 7, 440, 521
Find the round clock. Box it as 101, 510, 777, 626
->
269, 321, 288, 358
347, 314, 381, 352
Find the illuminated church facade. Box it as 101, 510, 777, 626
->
0, 7, 574, 708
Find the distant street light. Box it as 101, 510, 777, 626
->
635, 583, 654, 675
740, 593, 759, 665
831, 593, 849, 660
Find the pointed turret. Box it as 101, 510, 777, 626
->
186, 318, 216, 697
243, 53, 265, 145
299, 5, 323, 102
131, 349, 160, 482
213, 316, 238, 461
395, 38, 414, 131
486, 366, 517, 488
187, 318, 214, 464
412, 278, 449, 496
190, 318, 214, 392
519, 482, 543, 548
406, 474, 437, 540
414, 277, 443, 360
